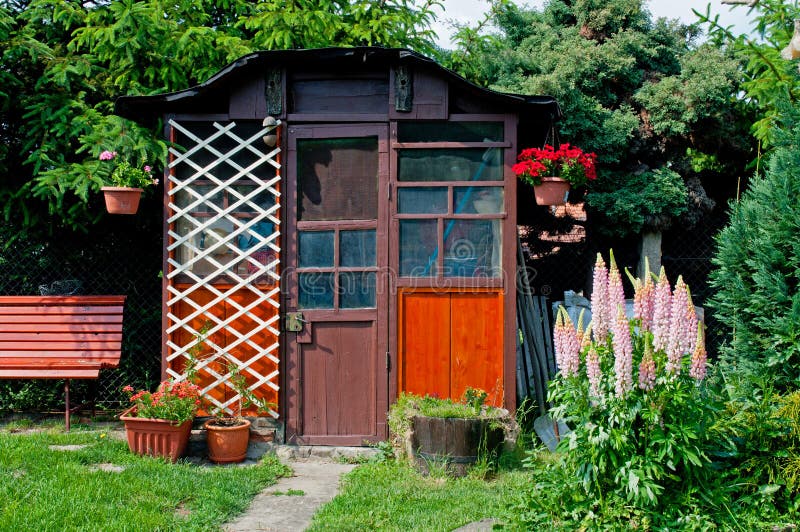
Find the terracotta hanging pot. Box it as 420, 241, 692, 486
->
533, 177, 570, 206
120, 407, 192, 463
204, 418, 251, 463
101, 186, 143, 214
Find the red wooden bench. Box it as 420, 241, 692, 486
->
0, 295, 127, 430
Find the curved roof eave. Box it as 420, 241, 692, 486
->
115, 47, 562, 121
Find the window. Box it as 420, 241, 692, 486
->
394, 121, 506, 279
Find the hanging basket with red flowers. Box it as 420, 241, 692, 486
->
512, 144, 597, 206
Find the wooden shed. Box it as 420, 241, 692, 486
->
117, 47, 560, 445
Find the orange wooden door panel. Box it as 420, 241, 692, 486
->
450, 292, 504, 407
226, 289, 280, 416
398, 291, 450, 399
170, 285, 227, 414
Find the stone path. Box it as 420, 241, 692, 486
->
223, 460, 356, 532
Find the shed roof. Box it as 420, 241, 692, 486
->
115, 47, 561, 121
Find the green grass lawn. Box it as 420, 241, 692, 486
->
308, 460, 530, 531
0, 426, 288, 530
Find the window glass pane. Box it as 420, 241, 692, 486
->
173, 122, 278, 183
231, 184, 276, 213
397, 187, 448, 214
453, 187, 504, 214
397, 122, 504, 143
443, 219, 502, 278
398, 148, 503, 182
298, 273, 335, 309
237, 220, 276, 254
339, 272, 376, 309
340, 230, 376, 267
298, 231, 334, 267
297, 137, 378, 221
399, 220, 438, 277
174, 185, 223, 211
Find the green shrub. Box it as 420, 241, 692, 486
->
710, 106, 800, 392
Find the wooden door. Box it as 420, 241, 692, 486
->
285, 124, 389, 445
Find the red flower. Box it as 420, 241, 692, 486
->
513, 143, 597, 187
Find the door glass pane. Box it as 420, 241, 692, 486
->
453, 187, 504, 214
443, 219, 502, 278
298, 231, 334, 267
297, 137, 378, 221
399, 220, 438, 277
397, 122, 504, 143
339, 272, 376, 309
397, 187, 447, 214
398, 148, 503, 182
340, 230, 376, 267
298, 273, 334, 309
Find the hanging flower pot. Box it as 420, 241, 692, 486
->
533, 177, 571, 206
101, 187, 143, 214
512, 144, 597, 208
97, 149, 158, 215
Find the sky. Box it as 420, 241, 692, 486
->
432, 0, 753, 48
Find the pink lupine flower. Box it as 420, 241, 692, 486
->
558, 308, 581, 377
144, 165, 152, 173
99, 150, 117, 161
591, 254, 609, 342
612, 307, 633, 398
666, 276, 687, 374
606, 253, 625, 329
553, 310, 564, 372
652, 268, 672, 353
683, 287, 699, 355
587, 346, 602, 398
689, 323, 707, 381
634, 272, 655, 332
580, 323, 593, 351
638, 342, 656, 392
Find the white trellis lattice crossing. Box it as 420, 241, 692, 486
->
165, 119, 281, 418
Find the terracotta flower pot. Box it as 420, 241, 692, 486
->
101, 186, 143, 214
120, 407, 192, 462
533, 177, 570, 206
204, 418, 251, 463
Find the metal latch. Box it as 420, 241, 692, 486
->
285, 312, 305, 332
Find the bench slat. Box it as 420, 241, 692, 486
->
0, 296, 125, 305
0, 340, 122, 351
0, 315, 124, 325
0, 369, 100, 378
0, 332, 123, 342
0, 323, 123, 333
0, 349, 122, 358
0, 305, 125, 316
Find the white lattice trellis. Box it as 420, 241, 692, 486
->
165, 119, 281, 418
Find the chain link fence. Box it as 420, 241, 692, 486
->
520, 201, 729, 357
0, 198, 163, 413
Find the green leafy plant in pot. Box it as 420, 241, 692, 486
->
202, 356, 276, 464
97, 150, 158, 214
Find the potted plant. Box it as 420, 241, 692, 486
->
388, 388, 509, 477
120, 380, 201, 462
98, 150, 158, 214
203, 358, 276, 464
512, 143, 597, 206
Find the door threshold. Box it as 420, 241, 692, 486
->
264, 443, 382, 462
